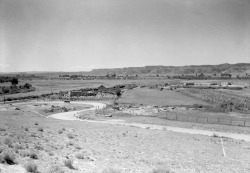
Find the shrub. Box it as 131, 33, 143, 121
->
66, 141, 74, 146
212, 134, 219, 138
6, 98, 12, 101
37, 127, 43, 132
11, 78, 18, 85
58, 130, 63, 134
30, 152, 38, 159
26, 162, 38, 173
64, 159, 75, 170
25, 127, 29, 131
67, 133, 74, 139
34, 144, 43, 151
2, 152, 16, 165
75, 153, 85, 159
75, 145, 81, 150
34, 122, 39, 125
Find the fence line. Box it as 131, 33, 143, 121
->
166, 114, 250, 127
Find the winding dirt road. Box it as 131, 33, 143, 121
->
48, 101, 250, 142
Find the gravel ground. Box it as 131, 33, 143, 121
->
0, 109, 250, 173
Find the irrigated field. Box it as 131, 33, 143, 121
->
117, 88, 208, 106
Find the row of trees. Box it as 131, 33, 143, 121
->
0, 76, 18, 84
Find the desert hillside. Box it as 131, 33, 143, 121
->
88, 63, 250, 76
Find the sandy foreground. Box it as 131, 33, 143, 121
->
0, 101, 250, 173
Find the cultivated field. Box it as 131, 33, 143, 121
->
117, 88, 208, 106
0, 79, 169, 101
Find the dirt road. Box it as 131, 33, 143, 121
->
49, 101, 250, 142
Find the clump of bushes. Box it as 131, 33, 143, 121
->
25, 162, 38, 173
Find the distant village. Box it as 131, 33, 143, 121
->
1, 72, 250, 81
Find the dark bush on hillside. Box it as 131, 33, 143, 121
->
1, 153, 16, 165
24, 83, 32, 89
6, 98, 12, 101
115, 90, 122, 98
11, 78, 18, 85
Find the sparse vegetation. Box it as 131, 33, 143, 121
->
0, 78, 250, 173
75, 153, 85, 159
64, 159, 75, 170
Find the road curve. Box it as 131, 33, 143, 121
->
49, 101, 250, 142
49, 101, 106, 120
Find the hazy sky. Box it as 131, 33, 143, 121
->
1, 0, 250, 72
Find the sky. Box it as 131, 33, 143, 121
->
0, 0, 250, 72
